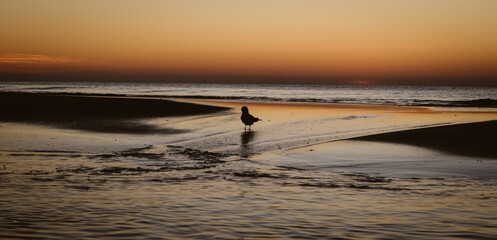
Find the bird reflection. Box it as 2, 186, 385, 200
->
240, 130, 256, 158
241, 130, 255, 146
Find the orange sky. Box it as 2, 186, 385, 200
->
1, 0, 496, 85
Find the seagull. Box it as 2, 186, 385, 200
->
241, 106, 260, 130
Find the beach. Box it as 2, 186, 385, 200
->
3, 0, 497, 237
1, 92, 497, 239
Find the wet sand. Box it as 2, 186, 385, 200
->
2, 93, 497, 170
254, 118, 497, 179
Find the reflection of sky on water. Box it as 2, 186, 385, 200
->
1, 142, 496, 239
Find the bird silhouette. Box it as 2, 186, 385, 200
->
241, 106, 260, 130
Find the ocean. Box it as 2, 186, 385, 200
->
1, 81, 497, 108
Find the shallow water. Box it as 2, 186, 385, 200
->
1, 144, 497, 239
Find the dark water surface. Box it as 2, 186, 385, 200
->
1, 145, 496, 239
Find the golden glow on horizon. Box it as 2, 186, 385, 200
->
1, 0, 496, 84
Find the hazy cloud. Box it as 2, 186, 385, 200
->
0, 53, 78, 64
0, 52, 83, 73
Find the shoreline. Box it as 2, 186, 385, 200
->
174, 97, 434, 112
1, 92, 497, 160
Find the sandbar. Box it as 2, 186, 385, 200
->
356, 120, 497, 159
0, 92, 228, 134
